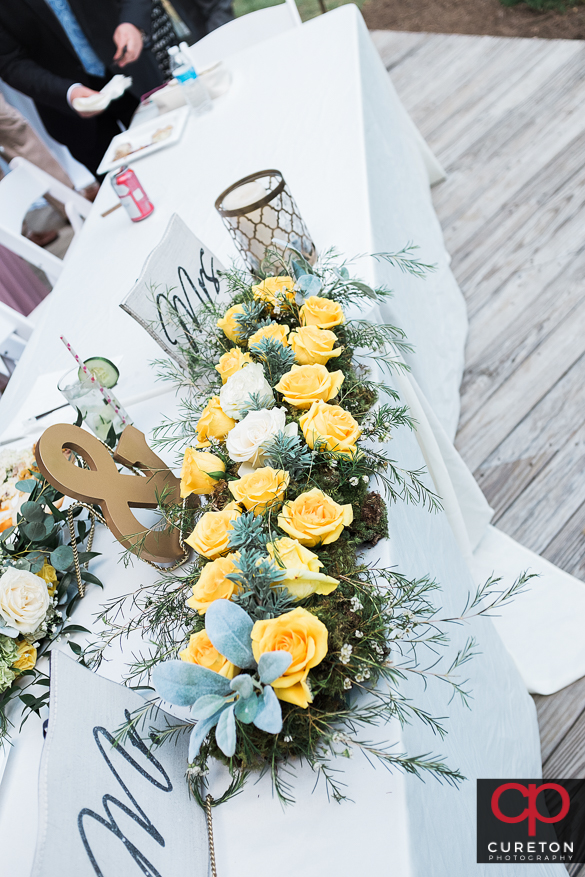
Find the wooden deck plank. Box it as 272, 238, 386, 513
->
372, 30, 585, 824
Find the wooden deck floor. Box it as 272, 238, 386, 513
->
372, 29, 585, 872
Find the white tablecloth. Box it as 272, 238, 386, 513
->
0, 7, 571, 875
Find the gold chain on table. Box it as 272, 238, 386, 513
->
205, 795, 218, 877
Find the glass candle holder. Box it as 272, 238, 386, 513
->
58, 368, 128, 444
215, 170, 316, 273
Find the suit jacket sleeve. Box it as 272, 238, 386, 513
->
118, 0, 153, 35
0, 24, 74, 112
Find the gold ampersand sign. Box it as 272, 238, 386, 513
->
36, 424, 185, 565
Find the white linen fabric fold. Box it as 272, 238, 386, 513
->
70, 74, 132, 113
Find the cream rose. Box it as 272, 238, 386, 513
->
219, 362, 274, 421
0, 567, 50, 634
225, 407, 297, 468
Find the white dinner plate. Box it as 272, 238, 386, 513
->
96, 106, 190, 175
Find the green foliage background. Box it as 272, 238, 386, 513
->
233, 0, 364, 24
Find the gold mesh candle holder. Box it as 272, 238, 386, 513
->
215, 170, 316, 273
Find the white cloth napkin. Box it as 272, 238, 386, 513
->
71, 74, 132, 113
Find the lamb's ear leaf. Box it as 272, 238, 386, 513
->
230, 673, 254, 699
152, 660, 232, 706
253, 684, 283, 734
234, 693, 258, 724
258, 651, 292, 685
189, 713, 221, 761
205, 600, 256, 669
215, 704, 237, 756
190, 694, 230, 720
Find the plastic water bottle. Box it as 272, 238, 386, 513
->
168, 43, 211, 115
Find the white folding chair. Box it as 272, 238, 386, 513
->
189, 0, 302, 70
0, 301, 34, 375
0, 157, 91, 284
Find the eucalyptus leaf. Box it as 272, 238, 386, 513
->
191, 694, 231, 721
291, 259, 309, 280
258, 651, 292, 685
234, 693, 258, 724
20, 502, 46, 523
152, 660, 232, 706
205, 600, 256, 669
189, 713, 221, 761
296, 274, 322, 295
50, 545, 75, 572
0, 620, 19, 638
230, 674, 254, 699
21, 521, 46, 542
215, 704, 237, 757
15, 480, 36, 493
253, 684, 283, 734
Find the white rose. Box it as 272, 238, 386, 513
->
219, 362, 274, 421
226, 407, 298, 468
0, 566, 50, 634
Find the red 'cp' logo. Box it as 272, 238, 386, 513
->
491, 783, 570, 836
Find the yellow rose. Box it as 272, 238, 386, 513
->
274, 364, 344, 409
215, 348, 253, 384
180, 629, 237, 679
278, 487, 353, 546
248, 323, 290, 348
251, 607, 328, 708
12, 639, 37, 671
252, 275, 295, 306
299, 400, 361, 455
36, 560, 58, 596
180, 448, 225, 498
300, 296, 344, 330
267, 537, 339, 600
289, 326, 342, 366
185, 502, 241, 559
228, 467, 289, 516
186, 554, 238, 614
195, 396, 236, 448
217, 304, 246, 343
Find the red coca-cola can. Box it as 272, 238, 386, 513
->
110, 165, 154, 222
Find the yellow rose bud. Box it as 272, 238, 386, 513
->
185, 503, 241, 559
300, 296, 344, 330
267, 537, 339, 600
251, 607, 328, 708
278, 487, 353, 546
12, 639, 37, 671
36, 560, 58, 596
217, 304, 246, 343
228, 467, 289, 516
180, 629, 237, 678
215, 348, 253, 384
299, 400, 361, 455
274, 364, 344, 409
252, 275, 295, 306
289, 326, 342, 366
196, 396, 236, 448
180, 449, 225, 498
186, 554, 238, 614
248, 322, 290, 348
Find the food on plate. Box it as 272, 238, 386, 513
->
151, 125, 173, 143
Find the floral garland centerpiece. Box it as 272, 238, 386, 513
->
0, 445, 101, 741
97, 247, 527, 807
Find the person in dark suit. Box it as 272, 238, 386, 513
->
0, 0, 165, 175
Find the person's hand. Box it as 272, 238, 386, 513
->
113, 23, 143, 67
69, 85, 103, 118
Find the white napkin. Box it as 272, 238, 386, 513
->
71, 74, 132, 113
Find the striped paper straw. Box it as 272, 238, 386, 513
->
59, 335, 130, 425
